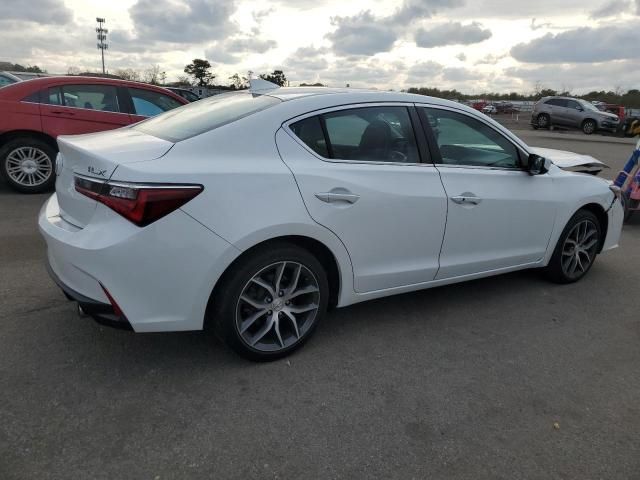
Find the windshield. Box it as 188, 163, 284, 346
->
579, 100, 601, 112
133, 92, 281, 142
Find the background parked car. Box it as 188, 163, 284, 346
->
0, 76, 187, 193
165, 87, 201, 102
482, 104, 497, 114
531, 96, 620, 135
0, 71, 22, 87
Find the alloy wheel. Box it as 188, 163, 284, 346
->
537, 115, 549, 128
583, 121, 596, 134
235, 261, 320, 352
561, 219, 599, 279
5, 146, 53, 187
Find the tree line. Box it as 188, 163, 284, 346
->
4, 58, 639, 107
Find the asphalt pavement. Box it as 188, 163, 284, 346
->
1, 129, 639, 479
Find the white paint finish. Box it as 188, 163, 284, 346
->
38, 88, 625, 334
435, 166, 557, 279
276, 128, 447, 292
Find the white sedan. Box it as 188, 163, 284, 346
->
39, 83, 624, 361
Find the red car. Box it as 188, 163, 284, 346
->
0, 76, 188, 193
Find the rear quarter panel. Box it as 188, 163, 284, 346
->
109, 112, 356, 306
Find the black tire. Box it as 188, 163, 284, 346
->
0, 137, 57, 193
210, 242, 329, 361
537, 113, 550, 129
582, 119, 597, 135
544, 210, 602, 284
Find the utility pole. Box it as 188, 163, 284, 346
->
96, 17, 108, 74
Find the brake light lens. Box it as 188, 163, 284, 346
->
75, 175, 203, 227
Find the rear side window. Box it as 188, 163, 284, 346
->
129, 88, 183, 116
291, 106, 422, 164
289, 116, 329, 157
133, 92, 281, 142
48, 87, 63, 105
545, 98, 568, 107
60, 84, 120, 112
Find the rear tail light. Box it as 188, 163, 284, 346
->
75, 175, 203, 227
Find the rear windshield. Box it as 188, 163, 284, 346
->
133, 92, 281, 142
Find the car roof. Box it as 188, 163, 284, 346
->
0, 75, 188, 103
264, 86, 474, 110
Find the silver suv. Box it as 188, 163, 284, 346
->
531, 96, 620, 134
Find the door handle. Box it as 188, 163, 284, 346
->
51, 110, 75, 116
315, 192, 360, 204
451, 195, 481, 205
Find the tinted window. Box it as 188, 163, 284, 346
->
23, 91, 41, 103
545, 98, 568, 107
133, 92, 281, 142
129, 88, 183, 116
423, 107, 521, 169
566, 100, 582, 110
60, 84, 119, 112
47, 87, 63, 105
290, 116, 329, 157
322, 106, 420, 163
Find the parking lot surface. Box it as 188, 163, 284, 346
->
1, 130, 639, 479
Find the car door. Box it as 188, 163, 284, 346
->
548, 98, 570, 126
276, 104, 448, 293
564, 99, 584, 128
418, 105, 557, 279
126, 87, 185, 123
39, 83, 130, 136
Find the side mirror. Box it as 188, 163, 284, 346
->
528, 154, 551, 175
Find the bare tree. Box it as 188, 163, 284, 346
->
114, 68, 141, 82
143, 64, 166, 85
67, 66, 81, 75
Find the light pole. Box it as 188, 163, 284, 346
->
96, 17, 108, 74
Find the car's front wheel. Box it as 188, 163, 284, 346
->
0, 137, 56, 193
582, 119, 597, 135
212, 243, 329, 361
545, 210, 602, 283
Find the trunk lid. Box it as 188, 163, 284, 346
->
56, 128, 173, 227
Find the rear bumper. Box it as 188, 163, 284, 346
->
39, 193, 240, 332
46, 260, 133, 330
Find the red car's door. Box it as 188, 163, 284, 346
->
40, 83, 131, 137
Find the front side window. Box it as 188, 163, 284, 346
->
291, 106, 421, 163
422, 107, 521, 169
566, 100, 582, 110
129, 88, 183, 117
60, 84, 119, 112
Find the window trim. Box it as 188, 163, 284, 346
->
416, 103, 530, 172
284, 102, 432, 167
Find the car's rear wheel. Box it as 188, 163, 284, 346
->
211, 243, 329, 361
0, 137, 56, 193
544, 210, 602, 283
537, 113, 550, 129
582, 119, 597, 135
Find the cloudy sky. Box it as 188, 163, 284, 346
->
1, 0, 639, 93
